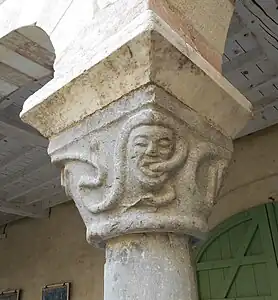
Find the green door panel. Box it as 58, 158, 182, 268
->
196, 204, 278, 300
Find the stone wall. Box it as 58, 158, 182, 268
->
0, 202, 104, 300
209, 123, 278, 229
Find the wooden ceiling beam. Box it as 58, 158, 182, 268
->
0, 201, 49, 218
253, 92, 278, 112
223, 48, 265, 73
0, 118, 47, 147
5, 177, 62, 205
247, 74, 278, 92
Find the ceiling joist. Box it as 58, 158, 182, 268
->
0, 201, 49, 218
0, 119, 47, 147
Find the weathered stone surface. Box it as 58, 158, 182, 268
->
21, 27, 251, 139
150, 0, 234, 54
4, 0, 234, 124
49, 85, 232, 246
7, 2, 252, 299
15, 3, 252, 298
105, 233, 198, 300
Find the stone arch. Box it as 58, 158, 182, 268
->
0, 25, 55, 119
0, 24, 57, 225
0, 0, 103, 71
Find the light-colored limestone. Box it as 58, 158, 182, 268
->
21, 27, 251, 139
0, 0, 234, 64
7, 0, 237, 131
17, 2, 251, 299
151, 0, 234, 54
105, 234, 198, 300
48, 85, 233, 246
40, 76, 249, 297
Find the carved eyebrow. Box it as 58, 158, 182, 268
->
133, 135, 148, 141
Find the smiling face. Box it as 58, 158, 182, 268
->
127, 125, 175, 188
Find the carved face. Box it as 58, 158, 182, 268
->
128, 125, 175, 188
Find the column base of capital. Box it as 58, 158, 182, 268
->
87, 213, 208, 247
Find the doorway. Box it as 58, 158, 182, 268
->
196, 203, 278, 299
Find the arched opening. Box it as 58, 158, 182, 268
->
0, 25, 61, 225
196, 203, 278, 299
0, 25, 55, 112
222, 0, 278, 137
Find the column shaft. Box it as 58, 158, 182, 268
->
104, 233, 198, 300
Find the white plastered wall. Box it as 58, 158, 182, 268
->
209, 123, 278, 229
0, 202, 104, 300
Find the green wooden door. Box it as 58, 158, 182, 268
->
196, 204, 278, 300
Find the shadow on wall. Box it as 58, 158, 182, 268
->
210, 123, 278, 229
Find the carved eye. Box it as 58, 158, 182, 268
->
158, 138, 172, 148
135, 142, 148, 147
134, 137, 148, 148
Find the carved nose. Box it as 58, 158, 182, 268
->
145, 142, 158, 156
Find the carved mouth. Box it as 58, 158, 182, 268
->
140, 167, 164, 178
139, 158, 165, 178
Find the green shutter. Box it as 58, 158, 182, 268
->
196, 204, 278, 300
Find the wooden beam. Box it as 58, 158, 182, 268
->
253, 91, 278, 111
3, 175, 62, 204
222, 48, 264, 73
0, 78, 18, 97
197, 254, 266, 271
0, 62, 33, 86
0, 75, 53, 110
17, 27, 54, 52
0, 201, 49, 218
0, 118, 47, 147
0, 143, 34, 170
245, 74, 278, 92
0, 148, 50, 187
0, 106, 44, 136
26, 191, 68, 207
236, 0, 278, 65
0, 44, 52, 79
0, 30, 55, 69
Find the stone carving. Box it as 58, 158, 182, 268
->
55, 107, 231, 217
121, 109, 188, 209
49, 87, 233, 242
60, 140, 107, 203
189, 142, 230, 215
58, 108, 188, 213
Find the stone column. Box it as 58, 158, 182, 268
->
20, 14, 252, 300
45, 83, 236, 300
105, 234, 197, 300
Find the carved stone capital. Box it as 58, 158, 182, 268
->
48, 85, 232, 246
